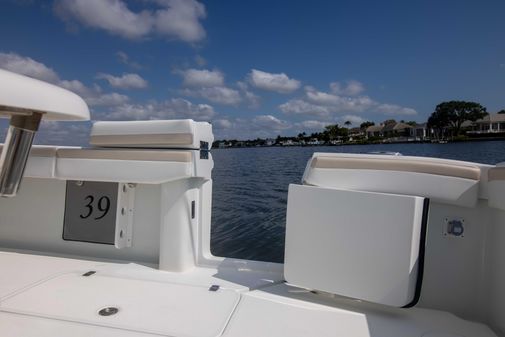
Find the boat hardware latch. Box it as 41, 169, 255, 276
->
98, 307, 119, 316
444, 218, 465, 238
200, 141, 209, 159
82, 271, 96, 277
209, 285, 220, 291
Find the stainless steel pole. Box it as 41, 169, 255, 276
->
0, 112, 42, 197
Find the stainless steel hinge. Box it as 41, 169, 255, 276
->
200, 141, 209, 159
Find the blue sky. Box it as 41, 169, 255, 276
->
1, 0, 505, 143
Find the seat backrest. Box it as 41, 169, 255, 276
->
303, 153, 482, 207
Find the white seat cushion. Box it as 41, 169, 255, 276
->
303, 153, 482, 207
90, 119, 213, 149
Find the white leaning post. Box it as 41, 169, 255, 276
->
0, 69, 89, 197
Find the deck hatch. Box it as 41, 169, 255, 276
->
0, 272, 240, 337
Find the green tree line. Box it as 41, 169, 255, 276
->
427, 101, 487, 139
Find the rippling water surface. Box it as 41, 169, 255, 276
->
210, 141, 505, 263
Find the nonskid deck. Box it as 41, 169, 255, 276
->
0, 250, 496, 337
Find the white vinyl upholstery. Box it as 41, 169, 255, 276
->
303, 153, 483, 207
284, 184, 427, 307
2, 145, 213, 183
90, 119, 213, 149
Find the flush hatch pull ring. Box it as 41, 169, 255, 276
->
98, 307, 119, 316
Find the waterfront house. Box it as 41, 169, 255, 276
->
366, 125, 384, 138
381, 122, 395, 138
265, 138, 275, 146
393, 122, 413, 137
468, 113, 505, 134
349, 127, 364, 139
383, 122, 412, 138
281, 139, 294, 146
409, 123, 429, 140
307, 138, 321, 145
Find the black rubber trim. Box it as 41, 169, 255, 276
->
82, 271, 96, 277
402, 197, 430, 308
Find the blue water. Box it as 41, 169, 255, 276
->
210, 141, 505, 263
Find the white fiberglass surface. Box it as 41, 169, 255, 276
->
1, 271, 240, 337
0, 69, 89, 121
285, 184, 425, 307
0, 251, 499, 337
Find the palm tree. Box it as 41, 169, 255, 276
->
324, 124, 339, 140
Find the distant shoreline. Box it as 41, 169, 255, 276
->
214, 136, 505, 149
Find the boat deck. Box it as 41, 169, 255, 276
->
0, 250, 496, 337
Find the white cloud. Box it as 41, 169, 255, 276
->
59, 79, 129, 107
305, 86, 375, 112
154, 0, 207, 43
280, 83, 417, 119
237, 81, 260, 109
181, 86, 241, 105
87, 92, 130, 107
330, 80, 365, 96
295, 120, 328, 130
304, 86, 340, 105
243, 90, 261, 109
341, 114, 365, 125
196, 86, 241, 105
116, 51, 142, 69
97, 73, 148, 89
197, 87, 241, 105
107, 98, 215, 121
0, 52, 131, 109
180, 68, 224, 87
248, 69, 301, 94
54, 0, 152, 39
0, 52, 59, 83
279, 99, 331, 117
0, 52, 217, 143
252, 115, 292, 130
212, 119, 232, 129
377, 104, 418, 116
54, 0, 206, 43
178, 70, 262, 108
35, 121, 92, 146
178, 69, 243, 105
58, 79, 96, 96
